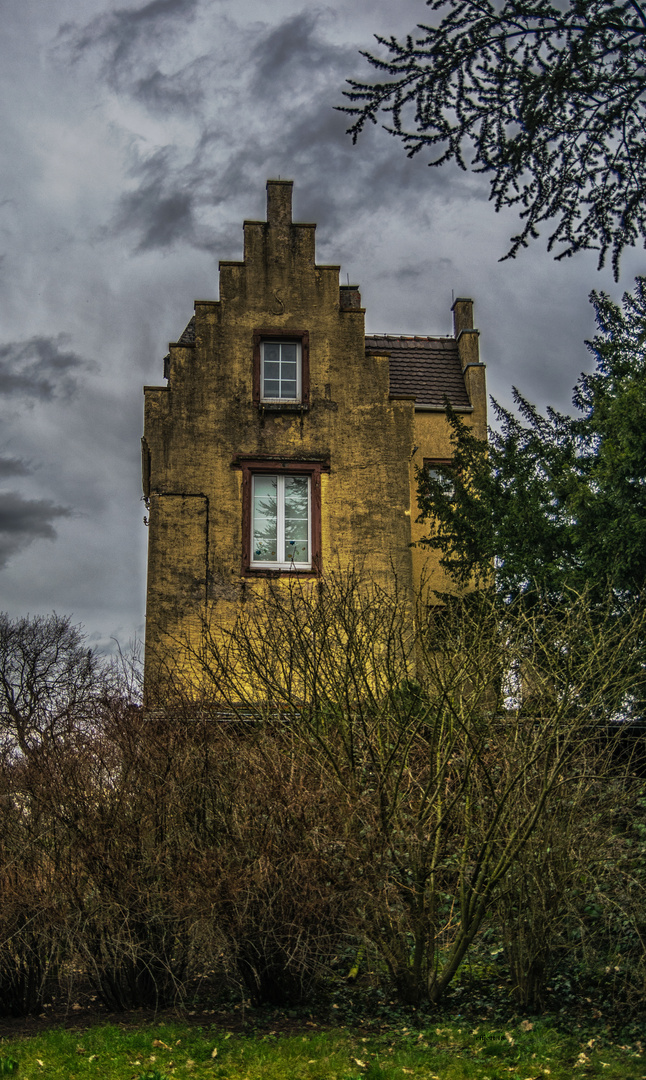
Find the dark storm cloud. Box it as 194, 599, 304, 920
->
56, 0, 209, 114
111, 147, 199, 250
59, 0, 199, 69
101, 3, 480, 256
0, 491, 71, 570
131, 61, 207, 112
0, 458, 31, 478
0, 335, 89, 401
250, 10, 358, 94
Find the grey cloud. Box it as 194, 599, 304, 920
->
60, 0, 198, 59
111, 148, 198, 250
110, 136, 247, 252
0, 335, 89, 401
109, 0, 473, 253
250, 11, 357, 94
132, 62, 207, 112
57, 0, 200, 95
0, 458, 31, 478
0, 491, 71, 570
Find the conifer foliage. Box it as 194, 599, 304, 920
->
416, 278, 646, 603
343, 1, 646, 277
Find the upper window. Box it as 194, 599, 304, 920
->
252, 329, 310, 409
252, 473, 310, 569
261, 341, 301, 402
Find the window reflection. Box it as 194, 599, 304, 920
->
252, 474, 309, 566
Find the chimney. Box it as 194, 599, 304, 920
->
452, 297, 474, 337
340, 284, 362, 310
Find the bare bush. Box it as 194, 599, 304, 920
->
173, 574, 645, 1006
0, 613, 107, 759
0, 597, 642, 1015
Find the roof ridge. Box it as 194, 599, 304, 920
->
365, 333, 454, 340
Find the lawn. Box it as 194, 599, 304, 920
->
0, 1018, 644, 1080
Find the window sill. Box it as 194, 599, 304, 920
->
245, 570, 319, 578
244, 566, 318, 579
259, 401, 308, 413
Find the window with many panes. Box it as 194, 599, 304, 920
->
252, 473, 310, 568
252, 330, 310, 409
261, 341, 301, 402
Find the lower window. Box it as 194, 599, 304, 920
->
252, 473, 310, 568
424, 458, 455, 498
236, 457, 326, 575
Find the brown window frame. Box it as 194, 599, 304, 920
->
235, 457, 327, 577
423, 458, 456, 496
252, 329, 310, 409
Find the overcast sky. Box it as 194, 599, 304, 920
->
0, 0, 643, 652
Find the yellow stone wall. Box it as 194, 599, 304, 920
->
142, 182, 487, 696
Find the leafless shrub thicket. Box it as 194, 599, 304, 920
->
0, 590, 644, 1016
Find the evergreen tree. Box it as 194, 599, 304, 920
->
417, 279, 646, 603
343, 0, 646, 277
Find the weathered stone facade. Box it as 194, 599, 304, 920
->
142, 180, 487, 694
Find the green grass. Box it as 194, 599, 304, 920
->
0, 1019, 644, 1079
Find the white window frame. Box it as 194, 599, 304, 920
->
260, 340, 302, 403
251, 473, 311, 570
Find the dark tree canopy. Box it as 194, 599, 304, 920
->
416, 278, 646, 603
342, 0, 646, 278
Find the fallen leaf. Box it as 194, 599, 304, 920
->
211, 1047, 218, 1058
520, 1020, 534, 1032
37, 1060, 45, 1068
153, 1039, 173, 1050
353, 1058, 367, 1068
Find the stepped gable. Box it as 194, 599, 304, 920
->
366, 334, 471, 409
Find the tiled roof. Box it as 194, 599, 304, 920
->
177, 316, 195, 344
169, 321, 471, 408
366, 335, 471, 408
